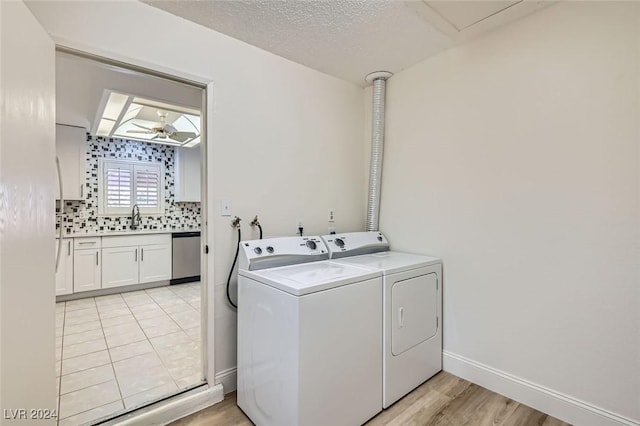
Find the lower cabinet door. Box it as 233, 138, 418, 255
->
139, 244, 172, 284
55, 239, 73, 296
102, 246, 139, 288
73, 249, 101, 292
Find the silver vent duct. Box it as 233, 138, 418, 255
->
365, 71, 393, 232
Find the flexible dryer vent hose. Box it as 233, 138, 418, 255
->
365, 71, 392, 232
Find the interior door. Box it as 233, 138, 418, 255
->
0, 0, 56, 416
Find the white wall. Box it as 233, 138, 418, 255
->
25, 0, 365, 390
380, 2, 639, 424
1, 1, 56, 423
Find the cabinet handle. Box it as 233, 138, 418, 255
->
96, 252, 99, 266
78, 242, 94, 245
80, 184, 83, 198
141, 248, 144, 261
67, 241, 71, 256
135, 249, 137, 262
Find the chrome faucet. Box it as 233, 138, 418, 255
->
131, 204, 141, 230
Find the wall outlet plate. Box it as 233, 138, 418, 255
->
328, 209, 335, 222
221, 200, 231, 216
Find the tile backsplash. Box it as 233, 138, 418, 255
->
57, 134, 201, 235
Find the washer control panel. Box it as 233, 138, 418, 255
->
239, 236, 329, 271
321, 231, 389, 259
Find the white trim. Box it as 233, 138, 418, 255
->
203, 81, 217, 386
107, 384, 224, 426
54, 37, 210, 86
215, 367, 237, 394
443, 350, 640, 426
51, 40, 218, 425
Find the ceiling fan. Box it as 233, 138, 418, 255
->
126, 110, 197, 143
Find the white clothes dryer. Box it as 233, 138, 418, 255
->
322, 231, 442, 409
237, 236, 383, 426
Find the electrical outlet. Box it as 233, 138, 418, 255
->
328, 209, 335, 222
297, 219, 303, 228
328, 227, 336, 234
221, 200, 231, 216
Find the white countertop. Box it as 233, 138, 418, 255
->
60, 229, 200, 238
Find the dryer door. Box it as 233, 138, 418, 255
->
391, 272, 438, 356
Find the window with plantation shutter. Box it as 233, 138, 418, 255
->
106, 164, 132, 209
135, 166, 160, 208
99, 159, 164, 215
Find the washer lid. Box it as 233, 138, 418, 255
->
333, 251, 441, 275
239, 261, 381, 296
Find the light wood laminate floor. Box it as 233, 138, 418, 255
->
171, 371, 571, 426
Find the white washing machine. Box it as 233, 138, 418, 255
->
237, 236, 383, 426
322, 231, 442, 409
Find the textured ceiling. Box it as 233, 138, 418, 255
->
141, 0, 454, 86
141, 0, 551, 86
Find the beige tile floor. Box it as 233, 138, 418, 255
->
55, 283, 203, 426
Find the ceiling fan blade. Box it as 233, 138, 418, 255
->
163, 123, 178, 134
127, 130, 155, 134
133, 122, 156, 132
169, 132, 197, 143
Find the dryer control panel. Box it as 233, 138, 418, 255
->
239, 236, 328, 271
321, 231, 389, 259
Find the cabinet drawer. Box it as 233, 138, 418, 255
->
102, 233, 170, 248
74, 237, 101, 249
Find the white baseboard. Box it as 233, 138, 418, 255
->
108, 383, 224, 426
215, 367, 237, 394
443, 351, 639, 426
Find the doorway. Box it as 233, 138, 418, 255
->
54, 49, 209, 425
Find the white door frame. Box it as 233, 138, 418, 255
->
53, 42, 222, 421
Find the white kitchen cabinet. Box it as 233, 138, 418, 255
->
73, 249, 101, 292
55, 239, 73, 296
175, 145, 201, 202
102, 246, 139, 288
100, 234, 172, 289
56, 124, 86, 201
70, 234, 171, 293
139, 244, 172, 283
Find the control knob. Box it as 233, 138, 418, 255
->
306, 240, 317, 250
334, 238, 345, 248
254, 247, 262, 255
266, 246, 274, 254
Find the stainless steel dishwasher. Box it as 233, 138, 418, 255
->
171, 231, 201, 284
